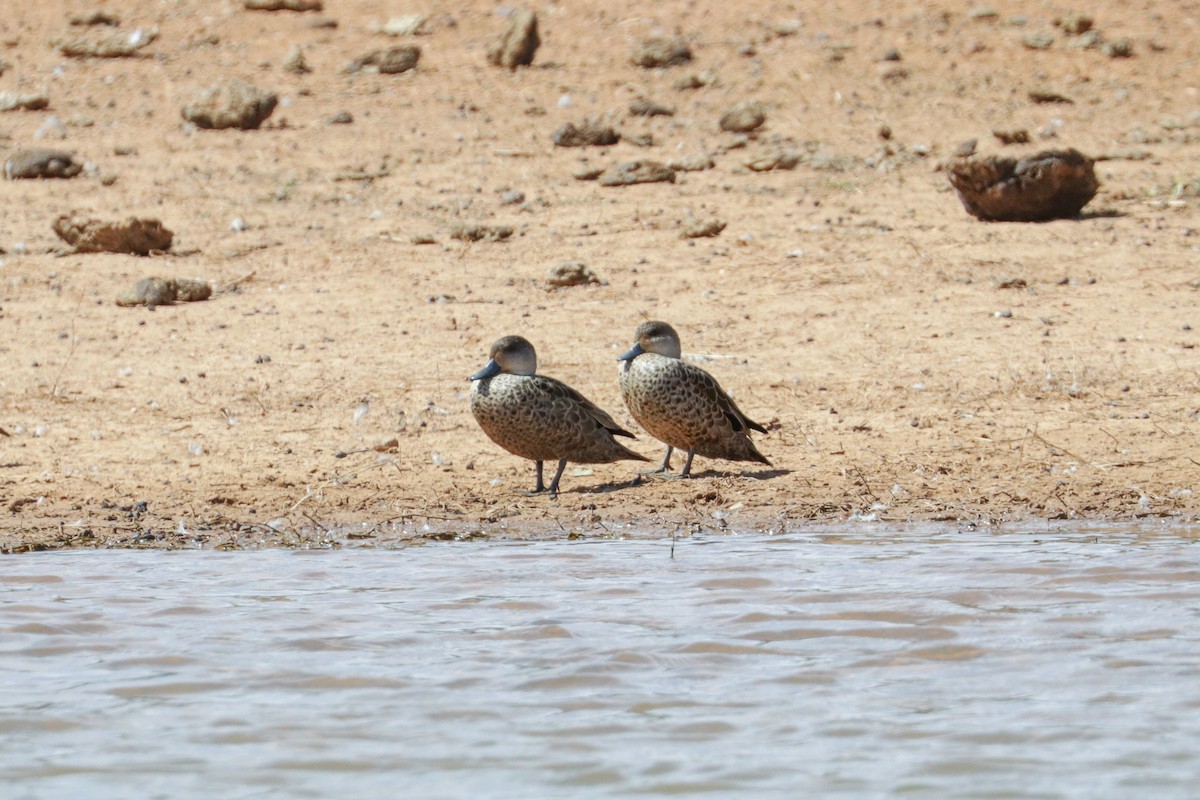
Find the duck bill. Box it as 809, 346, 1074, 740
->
469, 359, 501, 382
616, 342, 644, 362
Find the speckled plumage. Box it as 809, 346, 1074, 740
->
618, 321, 771, 476
470, 336, 648, 495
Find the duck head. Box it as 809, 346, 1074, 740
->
470, 335, 538, 381
617, 320, 682, 361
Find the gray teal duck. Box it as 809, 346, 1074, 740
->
470, 335, 648, 496
618, 320, 771, 476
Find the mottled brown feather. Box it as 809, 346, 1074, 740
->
472, 373, 648, 465
620, 353, 771, 465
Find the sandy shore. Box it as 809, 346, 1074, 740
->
3, 0, 1200, 550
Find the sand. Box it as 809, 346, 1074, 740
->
3, 0, 1199, 550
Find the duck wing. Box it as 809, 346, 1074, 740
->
536, 376, 638, 439
683, 362, 769, 435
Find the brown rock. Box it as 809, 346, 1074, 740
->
719, 102, 767, 133
69, 11, 120, 26
172, 280, 213, 302
668, 155, 715, 172
0, 92, 49, 112
878, 64, 910, 82
53, 215, 175, 255
56, 27, 158, 58
631, 37, 692, 68
282, 46, 311, 74
546, 261, 600, 288
672, 73, 710, 91
1028, 90, 1073, 105
116, 277, 212, 308
681, 219, 726, 239
598, 160, 676, 186
948, 148, 1099, 222
487, 9, 539, 69
629, 99, 675, 117
244, 0, 322, 10
449, 224, 514, 242
351, 46, 421, 74
1104, 38, 1134, 58
4, 150, 82, 180
552, 120, 620, 147
1054, 13, 1093, 35
992, 129, 1031, 145
182, 78, 278, 130
1021, 32, 1055, 50
745, 150, 801, 171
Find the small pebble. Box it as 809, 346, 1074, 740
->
35, 117, 68, 140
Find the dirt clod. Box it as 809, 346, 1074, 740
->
56, 27, 158, 58
668, 155, 715, 172
487, 8, 539, 69
1104, 38, 1134, 58
350, 45, 421, 74
993, 129, 1031, 145
948, 148, 1099, 222
1028, 90, 1073, 104
282, 46, 311, 74
117, 277, 212, 308
598, 160, 676, 186
450, 224, 514, 242
719, 102, 767, 133
69, 11, 120, 26
0, 92, 50, 112
5, 149, 81, 180
244, 0, 322, 10
631, 37, 693, 68
546, 261, 601, 288
745, 150, 801, 171
629, 99, 675, 117
53, 214, 175, 255
552, 120, 620, 147
681, 219, 726, 239
182, 78, 278, 130
1022, 32, 1054, 50
1054, 13, 1093, 35
672, 72, 713, 90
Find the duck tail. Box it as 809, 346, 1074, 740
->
619, 441, 652, 462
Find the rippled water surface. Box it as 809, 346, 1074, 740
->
3, 526, 1200, 799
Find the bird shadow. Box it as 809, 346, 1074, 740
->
622, 466, 792, 486
1078, 208, 1125, 220
549, 467, 792, 497
687, 467, 791, 481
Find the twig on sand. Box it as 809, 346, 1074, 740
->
218, 270, 257, 292
50, 293, 85, 398
1027, 429, 1099, 470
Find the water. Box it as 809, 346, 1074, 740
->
3, 526, 1199, 799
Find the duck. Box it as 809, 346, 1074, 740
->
470, 335, 649, 496
617, 320, 771, 476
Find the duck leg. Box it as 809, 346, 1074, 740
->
546, 458, 568, 498
639, 445, 674, 475
680, 449, 696, 478
533, 460, 546, 493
